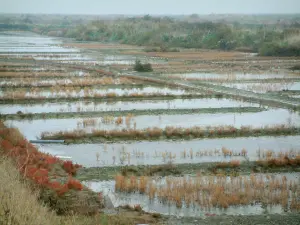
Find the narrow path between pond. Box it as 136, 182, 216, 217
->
31, 60, 300, 111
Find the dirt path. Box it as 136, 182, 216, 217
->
122, 72, 300, 110
29, 59, 300, 110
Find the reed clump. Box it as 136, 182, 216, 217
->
0, 76, 134, 88
77, 118, 97, 128
41, 125, 299, 141
115, 173, 300, 211
216, 160, 240, 168
115, 116, 123, 125
256, 156, 300, 168
257, 149, 300, 159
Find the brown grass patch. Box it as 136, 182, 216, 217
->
122, 49, 245, 60
0, 158, 63, 225
41, 125, 299, 141
115, 173, 300, 210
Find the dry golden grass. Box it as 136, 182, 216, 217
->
123, 49, 300, 60
122, 49, 244, 60
0, 158, 62, 225
112, 50, 300, 74
257, 149, 300, 160
115, 116, 123, 125
41, 124, 298, 141
115, 174, 300, 210
0, 158, 155, 225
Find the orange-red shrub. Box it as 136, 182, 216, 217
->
0, 121, 84, 196
67, 178, 83, 191
63, 160, 81, 175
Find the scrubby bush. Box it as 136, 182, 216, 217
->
0, 121, 102, 215
133, 60, 153, 72
290, 65, 300, 71
259, 42, 300, 56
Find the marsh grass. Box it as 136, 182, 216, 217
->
0, 77, 134, 88
115, 173, 300, 211
41, 124, 299, 142
256, 156, 300, 168
1, 89, 196, 101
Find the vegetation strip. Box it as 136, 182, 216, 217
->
0, 107, 265, 120
0, 94, 215, 104
76, 161, 300, 181
41, 125, 300, 143
0, 77, 139, 88
114, 171, 300, 210
0, 84, 151, 91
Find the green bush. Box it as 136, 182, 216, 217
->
289, 65, 300, 71
133, 60, 153, 72
259, 42, 300, 56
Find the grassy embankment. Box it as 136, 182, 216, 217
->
41, 125, 300, 143
0, 121, 162, 224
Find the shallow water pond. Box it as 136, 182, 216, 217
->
0, 31, 78, 53
0, 86, 189, 98
34, 136, 300, 167
0, 98, 260, 114
165, 73, 300, 81
83, 172, 299, 217
221, 82, 300, 93
7, 109, 300, 140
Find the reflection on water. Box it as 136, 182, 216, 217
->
31, 136, 300, 167
0, 87, 189, 98
6, 108, 300, 140
0, 32, 78, 53
1, 98, 259, 114
166, 73, 299, 80
84, 172, 299, 217
222, 82, 300, 93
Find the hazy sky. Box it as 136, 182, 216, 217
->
1, 0, 300, 14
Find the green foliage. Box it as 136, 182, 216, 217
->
2, 14, 300, 55
259, 42, 300, 56
289, 65, 300, 71
133, 60, 153, 72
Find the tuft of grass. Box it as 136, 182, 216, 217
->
256, 155, 300, 168
216, 160, 240, 168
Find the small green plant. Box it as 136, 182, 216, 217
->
133, 60, 153, 72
